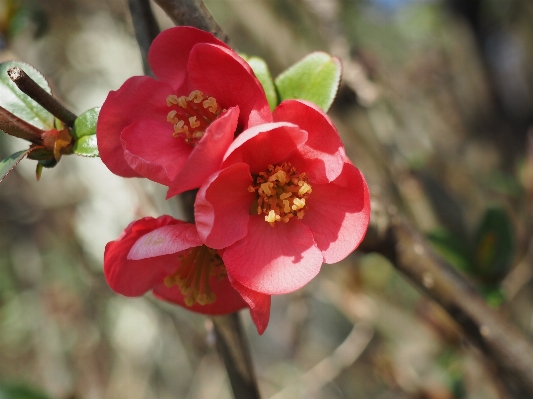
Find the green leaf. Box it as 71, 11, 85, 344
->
274, 52, 341, 112
0, 149, 31, 183
0, 61, 54, 131
0, 382, 49, 399
0, 383, 52, 399
72, 107, 100, 157
241, 55, 278, 110
74, 135, 99, 157
427, 227, 473, 274
474, 207, 515, 283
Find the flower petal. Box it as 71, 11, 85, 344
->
223, 217, 323, 295
152, 277, 248, 315
222, 122, 307, 173
302, 162, 370, 263
274, 99, 345, 183
128, 223, 203, 260
195, 163, 254, 249
121, 119, 191, 186
97, 76, 172, 178
148, 26, 230, 89
104, 216, 185, 296
166, 106, 240, 197
188, 43, 272, 129
229, 276, 271, 335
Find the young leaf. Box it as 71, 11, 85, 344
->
241, 54, 278, 110
474, 207, 515, 283
274, 52, 342, 112
72, 107, 100, 157
0, 61, 54, 131
0, 149, 31, 183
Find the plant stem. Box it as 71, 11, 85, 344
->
152, 0, 228, 42
0, 105, 44, 143
128, 0, 160, 76
7, 67, 77, 128
211, 313, 262, 399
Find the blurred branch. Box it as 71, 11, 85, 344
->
152, 0, 228, 42
128, 0, 160, 76
211, 313, 261, 399
7, 67, 77, 127
361, 211, 533, 396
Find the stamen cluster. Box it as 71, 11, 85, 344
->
164, 245, 227, 306
248, 162, 313, 226
166, 90, 223, 146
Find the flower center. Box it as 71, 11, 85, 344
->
166, 90, 223, 146
248, 162, 312, 226
163, 245, 226, 306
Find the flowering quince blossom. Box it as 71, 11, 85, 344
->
96, 26, 271, 196
195, 99, 370, 295
104, 215, 271, 334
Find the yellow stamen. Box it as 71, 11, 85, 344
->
248, 162, 312, 226
164, 246, 226, 307
166, 91, 225, 146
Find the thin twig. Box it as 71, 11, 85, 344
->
211, 313, 261, 399
361, 215, 533, 396
0, 105, 44, 143
128, 0, 160, 76
152, 0, 228, 42
7, 67, 77, 128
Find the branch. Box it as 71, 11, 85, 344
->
7, 67, 77, 127
128, 0, 160, 76
361, 214, 533, 396
152, 0, 228, 42
211, 313, 261, 399
0, 105, 44, 143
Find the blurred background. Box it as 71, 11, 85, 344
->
1, 0, 533, 398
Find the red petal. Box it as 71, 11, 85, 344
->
222, 123, 307, 173
166, 107, 240, 197
223, 217, 323, 295
195, 163, 254, 249
229, 276, 271, 335
97, 76, 171, 178
302, 162, 370, 263
128, 223, 203, 260
274, 99, 345, 183
148, 26, 229, 89
188, 43, 272, 129
104, 216, 185, 296
121, 119, 191, 186
152, 277, 248, 315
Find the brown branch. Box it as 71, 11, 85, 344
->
151, 0, 228, 42
0, 105, 44, 143
361, 214, 533, 396
211, 313, 261, 399
128, 0, 160, 76
7, 67, 77, 128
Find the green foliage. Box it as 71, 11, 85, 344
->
274, 52, 341, 112
427, 228, 473, 274
0, 383, 51, 399
0, 61, 54, 131
0, 149, 30, 183
72, 107, 100, 157
474, 207, 515, 284
241, 55, 278, 111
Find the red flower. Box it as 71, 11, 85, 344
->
104, 215, 271, 334
97, 26, 271, 196
195, 100, 370, 294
